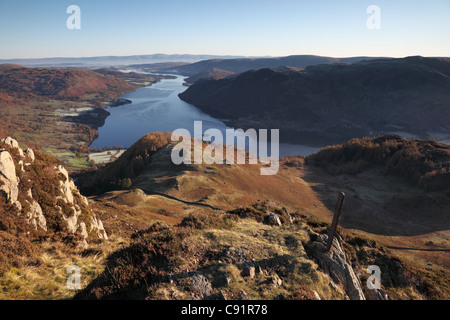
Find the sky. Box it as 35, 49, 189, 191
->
0, 0, 449, 59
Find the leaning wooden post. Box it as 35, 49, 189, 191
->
326, 192, 345, 252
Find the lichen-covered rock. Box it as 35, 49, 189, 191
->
56, 165, 75, 204
24, 148, 35, 162
1, 137, 108, 245
64, 206, 81, 234
1, 137, 24, 157
190, 273, 213, 299
26, 200, 48, 232
305, 234, 366, 300
0, 151, 19, 204
90, 216, 108, 240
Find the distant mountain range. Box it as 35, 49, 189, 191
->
179, 56, 450, 144
0, 54, 249, 68
158, 55, 388, 83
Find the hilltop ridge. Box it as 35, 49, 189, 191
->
179, 56, 450, 144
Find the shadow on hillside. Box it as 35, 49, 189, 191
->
300, 166, 450, 237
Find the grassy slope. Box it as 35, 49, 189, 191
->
74, 133, 449, 299
2, 133, 448, 299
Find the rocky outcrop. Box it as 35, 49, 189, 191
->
1, 137, 24, 157
26, 195, 48, 232
24, 148, 35, 162
0, 137, 108, 244
53, 164, 107, 241
305, 231, 366, 300
90, 216, 108, 240
305, 230, 392, 300
267, 213, 282, 226
0, 150, 19, 206
190, 273, 213, 299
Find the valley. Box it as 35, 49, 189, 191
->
0, 64, 173, 170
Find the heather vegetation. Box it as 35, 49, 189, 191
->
306, 135, 450, 192
281, 155, 305, 168
75, 201, 438, 300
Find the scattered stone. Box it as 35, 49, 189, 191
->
239, 289, 248, 300
255, 265, 263, 274
269, 275, 282, 288
91, 216, 108, 240
242, 263, 256, 278
267, 212, 282, 226
190, 273, 213, 299
14, 201, 22, 211
24, 148, 35, 162
313, 290, 321, 300
214, 273, 232, 287
282, 207, 295, 224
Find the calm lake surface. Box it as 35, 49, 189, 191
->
91, 75, 321, 157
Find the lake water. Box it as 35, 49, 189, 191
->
91, 75, 321, 157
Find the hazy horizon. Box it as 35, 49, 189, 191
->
2, 52, 450, 62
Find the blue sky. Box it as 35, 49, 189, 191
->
0, 0, 449, 59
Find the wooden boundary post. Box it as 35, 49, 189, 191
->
326, 192, 345, 252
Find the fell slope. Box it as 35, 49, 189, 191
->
179, 56, 450, 143
0, 64, 147, 169
0, 137, 112, 299
0, 64, 135, 99
75, 133, 450, 299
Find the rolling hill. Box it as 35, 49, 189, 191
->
0, 64, 135, 99
159, 55, 384, 83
